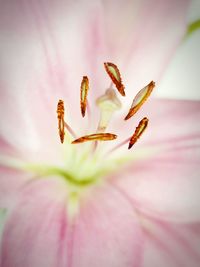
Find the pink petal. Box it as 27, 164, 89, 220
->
1, 180, 144, 267
139, 98, 200, 147
0, 0, 107, 144
72, 183, 144, 267
1, 178, 69, 267
0, 167, 28, 209
142, 216, 200, 267
112, 99, 200, 222
123, 0, 189, 97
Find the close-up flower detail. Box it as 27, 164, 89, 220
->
61, 62, 151, 150
0, 0, 200, 267
104, 62, 126, 96
124, 81, 155, 120
128, 117, 149, 150
80, 76, 89, 118
57, 99, 65, 143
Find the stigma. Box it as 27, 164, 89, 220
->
56, 63, 155, 151
96, 88, 121, 132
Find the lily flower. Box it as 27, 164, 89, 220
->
0, 0, 200, 267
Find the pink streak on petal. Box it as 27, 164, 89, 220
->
103, 182, 200, 267
113, 149, 200, 223
71, 183, 144, 267
142, 216, 200, 267
157, 220, 200, 263
0, 178, 70, 267
0, 136, 18, 157
0, 178, 145, 267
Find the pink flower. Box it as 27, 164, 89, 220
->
0, 0, 200, 267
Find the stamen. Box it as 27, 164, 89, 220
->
72, 133, 117, 144
108, 137, 130, 154
80, 76, 89, 117
57, 99, 65, 143
124, 81, 155, 120
64, 122, 77, 139
96, 88, 121, 132
104, 62, 125, 96
108, 118, 148, 154
128, 117, 149, 149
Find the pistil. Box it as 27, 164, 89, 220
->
96, 87, 122, 132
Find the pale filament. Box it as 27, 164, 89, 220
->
108, 137, 130, 155
64, 122, 77, 139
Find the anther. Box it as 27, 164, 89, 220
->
96, 88, 121, 132
57, 99, 65, 143
125, 81, 155, 120
80, 76, 89, 117
128, 117, 149, 149
104, 62, 125, 96
72, 133, 117, 144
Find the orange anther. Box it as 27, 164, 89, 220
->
104, 62, 125, 96
72, 133, 117, 144
125, 81, 155, 120
80, 76, 89, 117
57, 99, 65, 143
128, 117, 148, 149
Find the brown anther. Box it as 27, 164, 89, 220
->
128, 117, 148, 149
80, 76, 89, 117
72, 133, 117, 144
125, 81, 155, 120
104, 62, 125, 96
57, 99, 65, 143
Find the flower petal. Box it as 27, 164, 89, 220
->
112, 99, 200, 222
1, 179, 144, 267
142, 216, 200, 267
0, 166, 28, 209
72, 183, 144, 267
112, 0, 190, 100
0, 0, 107, 150
0, 178, 70, 267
